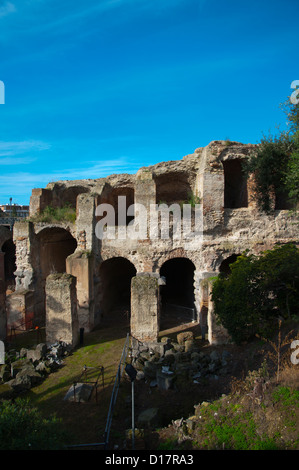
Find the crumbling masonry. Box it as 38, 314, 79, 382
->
1, 140, 298, 346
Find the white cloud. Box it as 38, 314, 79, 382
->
0, 156, 141, 203
0, 140, 50, 157
0, 156, 36, 165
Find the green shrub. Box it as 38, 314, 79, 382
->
211, 244, 299, 344
0, 398, 68, 450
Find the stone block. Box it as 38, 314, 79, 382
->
137, 407, 159, 427
177, 331, 194, 345
64, 383, 93, 403
156, 369, 175, 390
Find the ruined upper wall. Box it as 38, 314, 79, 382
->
29, 140, 255, 217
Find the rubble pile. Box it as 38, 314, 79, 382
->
131, 331, 233, 391
0, 341, 72, 394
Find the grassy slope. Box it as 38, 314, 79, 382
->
156, 366, 299, 450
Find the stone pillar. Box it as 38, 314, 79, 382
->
197, 274, 211, 340
135, 169, 156, 246
194, 271, 213, 321
76, 194, 97, 252
130, 273, 160, 343
45, 273, 79, 348
13, 220, 35, 291
207, 281, 230, 345
66, 251, 95, 332
135, 169, 156, 211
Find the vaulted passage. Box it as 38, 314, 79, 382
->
98, 257, 136, 322
160, 257, 195, 328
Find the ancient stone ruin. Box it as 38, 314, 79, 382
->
1, 140, 298, 348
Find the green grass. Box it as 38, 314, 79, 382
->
203, 410, 279, 450
272, 386, 299, 408
0, 321, 131, 447
29, 204, 76, 224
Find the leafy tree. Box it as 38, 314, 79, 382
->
0, 398, 69, 450
211, 244, 299, 344
284, 132, 299, 205
245, 98, 299, 212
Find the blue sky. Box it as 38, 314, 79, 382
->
0, 0, 298, 205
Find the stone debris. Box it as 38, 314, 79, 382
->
0, 341, 72, 394
131, 334, 233, 391
63, 383, 93, 403
137, 407, 159, 427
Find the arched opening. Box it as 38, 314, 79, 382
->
60, 186, 90, 209
98, 257, 136, 325
155, 172, 193, 205
35, 227, 77, 323
223, 159, 248, 208
98, 186, 135, 225
219, 253, 240, 276
160, 257, 195, 328
2, 239, 16, 291
51, 184, 90, 210
37, 227, 77, 278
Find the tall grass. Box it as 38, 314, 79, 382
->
29, 204, 76, 224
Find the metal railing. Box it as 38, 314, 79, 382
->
103, 332, 130, 449
66, 332, 131, 450
0, 217, 25, 229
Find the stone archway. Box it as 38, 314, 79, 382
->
0, 226, 14, 339
35, 227, 77, 324
2, 239, 16, 291
159, 257, 196, 329
0, 226, 15, 292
